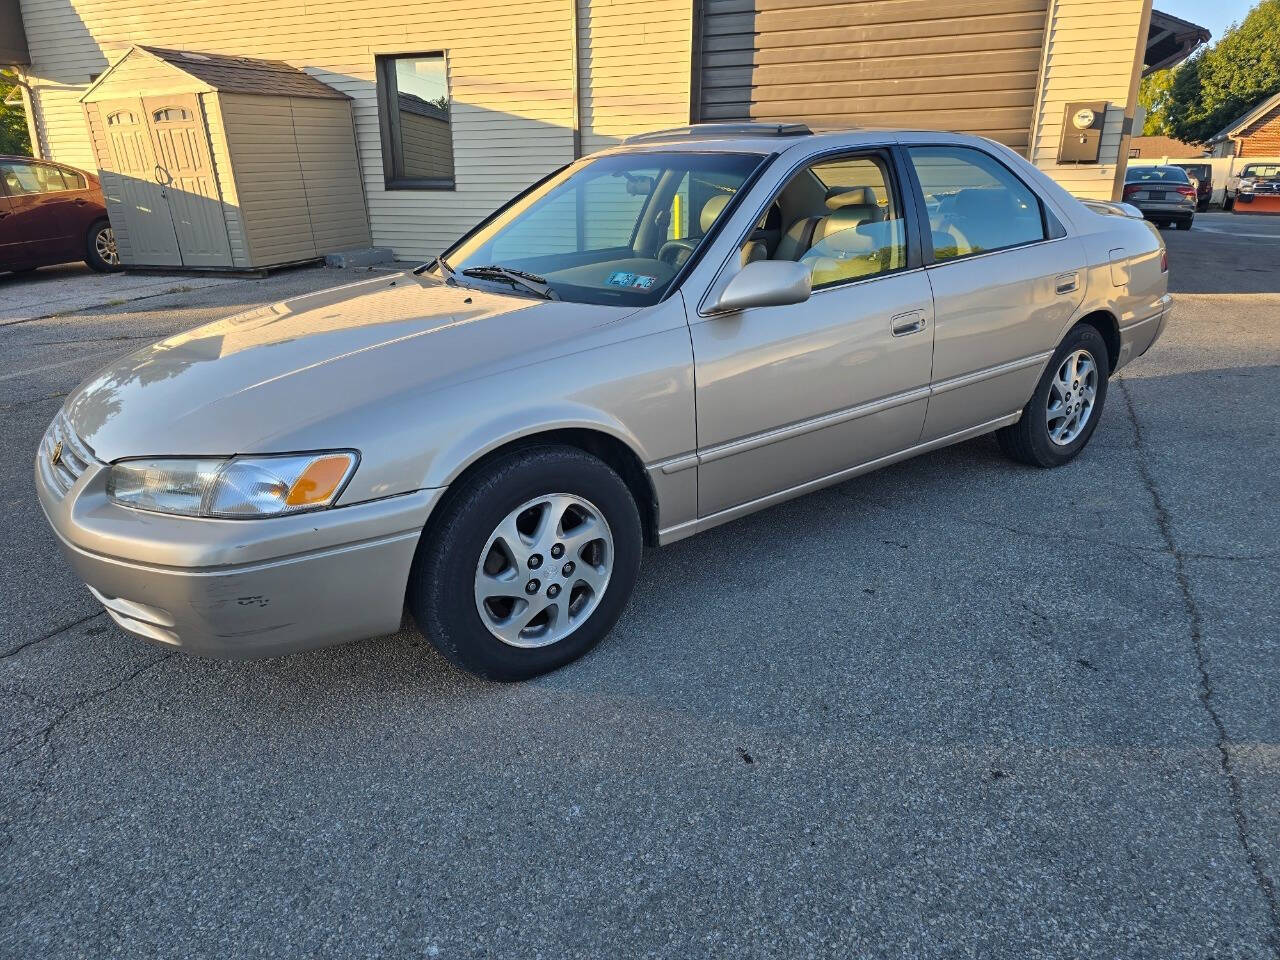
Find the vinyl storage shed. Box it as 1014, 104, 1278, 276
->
79, 46, 371, 270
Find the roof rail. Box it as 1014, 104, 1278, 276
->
623, 122, 813, 144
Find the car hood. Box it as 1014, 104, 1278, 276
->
64, 272, 638, 462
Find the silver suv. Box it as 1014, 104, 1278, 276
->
37, 124, 1170, 679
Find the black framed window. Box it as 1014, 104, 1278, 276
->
376, 52, 455, 190
906, 145, 1047, 263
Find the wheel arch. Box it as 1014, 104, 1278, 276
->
427, 426, 661, 549
1074, 309, 1121, 372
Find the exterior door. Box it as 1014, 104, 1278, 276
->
143, 95, 232, 268
101, 99, 182, 267
690, 150, 935, 518
902, 143, 1088, 440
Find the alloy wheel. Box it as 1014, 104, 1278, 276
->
474, 493, 614, 648
96, 227, 119, 266
1046, 348, 1098, 446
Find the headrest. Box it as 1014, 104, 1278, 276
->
700, 194, 731, 233
826, 186, 877, 210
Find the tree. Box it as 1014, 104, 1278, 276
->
1139, 69, 1177, 135
1162, 0, 1280, 143
0, 69, 33, 157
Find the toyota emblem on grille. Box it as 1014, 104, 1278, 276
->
51, 440, 64, 467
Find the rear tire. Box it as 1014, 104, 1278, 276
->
407, 445, 643, 681
85, 220, 120, 272
997, 324, 1110, 468
1176, 217, 1193, 231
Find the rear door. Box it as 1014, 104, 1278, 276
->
0, 161, 67, 264
901, 142, 1087, 440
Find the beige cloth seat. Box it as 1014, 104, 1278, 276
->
776, 186, 884, 261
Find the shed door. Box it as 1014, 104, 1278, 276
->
693, 0, 1051, 155
101, 100, 182, 267
144, 95, 233, 268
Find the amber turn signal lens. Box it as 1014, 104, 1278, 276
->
285, 454, 355, 506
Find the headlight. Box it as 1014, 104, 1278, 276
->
1240, 179, 1255, 194
107, 452, 358, 518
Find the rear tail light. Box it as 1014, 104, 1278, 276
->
1123, 184, 1142, 198
1160, 249, 1168, 273
1175, 185, 1196, 198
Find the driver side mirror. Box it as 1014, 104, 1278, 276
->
706, 260, 812, 314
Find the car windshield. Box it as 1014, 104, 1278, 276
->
428, 151, 766, 306
1126, 166, 1190, 183
1242, 164, 1280, 178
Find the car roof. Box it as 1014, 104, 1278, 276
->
592, 126, 985, 159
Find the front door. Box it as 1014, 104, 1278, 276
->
143, 96, 232, 268
101, 99, 182, 267
690, 149, 935, 518
902, 143, 1088, 440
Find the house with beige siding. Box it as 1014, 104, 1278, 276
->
2, 0, 1204, 265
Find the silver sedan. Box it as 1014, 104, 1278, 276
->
36, 125, 1170, 679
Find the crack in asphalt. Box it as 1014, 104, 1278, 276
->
0, 610, 105, 661
1119, 375, 1280, 957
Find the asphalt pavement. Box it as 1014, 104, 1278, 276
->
1, 240, 1278, 958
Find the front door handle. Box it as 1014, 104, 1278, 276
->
891, 311, 927, 337
1055, 272, 1079, 295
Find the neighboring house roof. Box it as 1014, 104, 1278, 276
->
1127, 135, 1207, 157
1209, 91, 1280, 144
1145, 9, 1210, 76
79, 45, 348, 103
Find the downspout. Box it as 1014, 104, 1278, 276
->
1111, 0, 1155, 201
10, 66, 44, 158
569, 0, 581, 159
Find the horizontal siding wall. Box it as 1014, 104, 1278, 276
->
292, 97, 373, 253
19, 0, 627, 260
1028, 0, 1146, 199
576, 0, 692, 155
697, 0, 1050, 153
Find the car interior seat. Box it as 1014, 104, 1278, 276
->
776, 186, 884, 261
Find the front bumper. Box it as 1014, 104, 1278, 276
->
36, 451, 439, 658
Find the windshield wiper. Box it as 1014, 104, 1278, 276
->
413, 254, 455, 281
461, 265, 558, 300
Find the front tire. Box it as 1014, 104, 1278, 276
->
85, 220, 120, 272
407, 445, 643, 680
997, 324, 1110, 468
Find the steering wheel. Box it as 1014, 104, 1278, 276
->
656, 238, 697, 266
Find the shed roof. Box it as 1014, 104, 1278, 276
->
80, 45, 348, 103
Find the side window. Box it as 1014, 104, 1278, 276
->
766, 152, 907, 288
906, 146, 1046, 262
376, 52, 456, 189
1, 162, 66, 195
61, 169, 88, 190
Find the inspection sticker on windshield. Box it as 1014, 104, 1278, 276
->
606, 271, 656, 289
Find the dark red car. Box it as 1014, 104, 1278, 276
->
0, 156, 118, 273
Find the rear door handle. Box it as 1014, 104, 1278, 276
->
1055, 272, 1079, 295
891, 311, 927, 337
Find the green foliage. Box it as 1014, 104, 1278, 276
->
1139, 69, 1177, 135
1156, 0, 1280, 143
0, 69, 34, 157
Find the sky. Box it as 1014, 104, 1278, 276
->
1156, 0, 1258, 44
